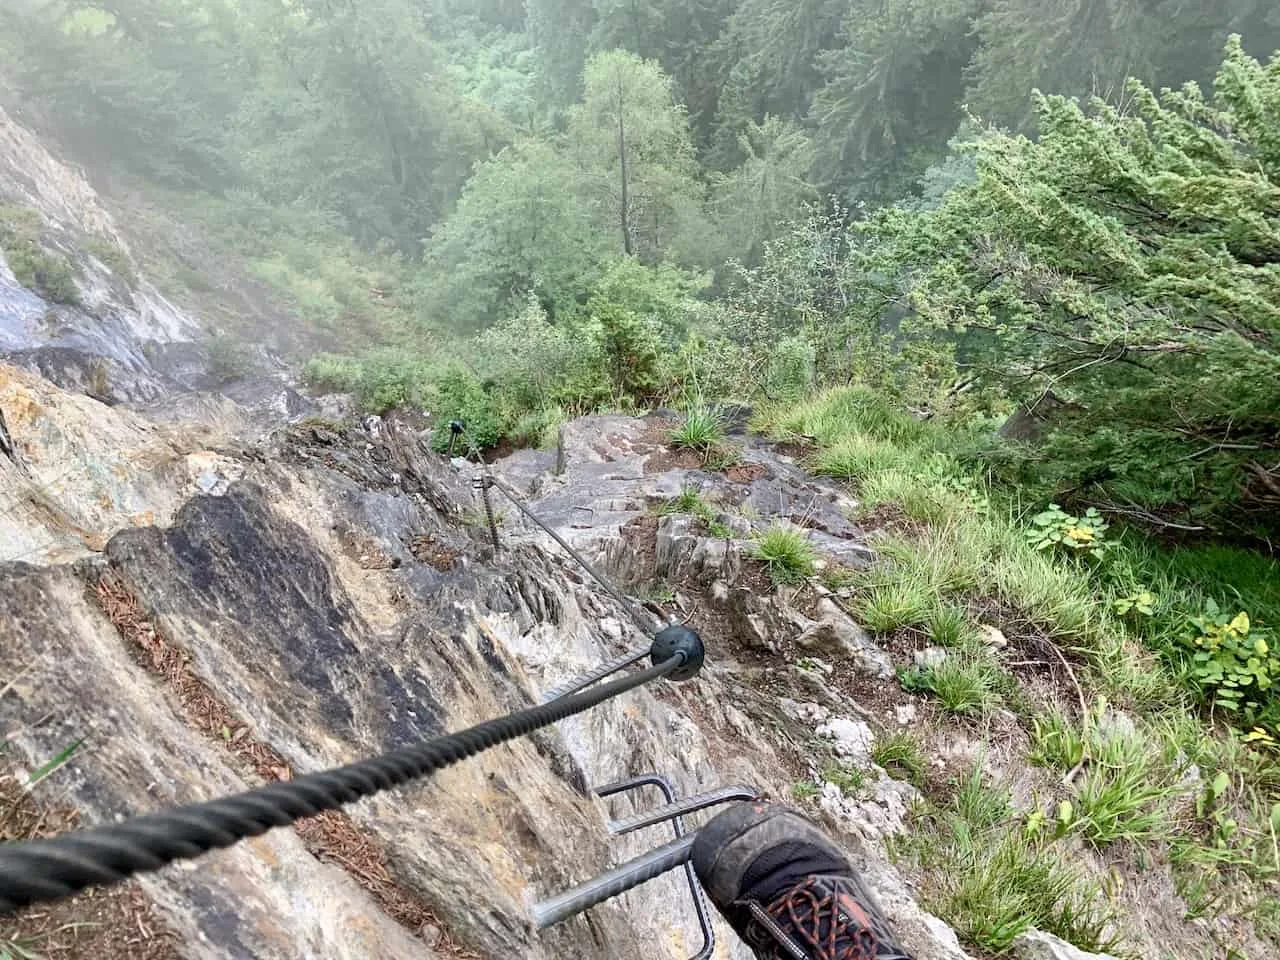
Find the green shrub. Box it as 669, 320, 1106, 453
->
791, 780, 820, 800
476, 295, 608, 414
510, 405, 568, 450
304, 353, 366, 394
752, 525, 817, 585
760, 335, 816, 403
206, 334, 255, 382
594, 304, 667, 401
1182, 602, 1278, 728
428, 367, 505, 452
1026, 504, 1110, 559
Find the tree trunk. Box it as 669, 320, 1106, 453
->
616, 74, 632, 256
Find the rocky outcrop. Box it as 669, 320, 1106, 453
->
0, 369, 973, 959
1012, 931, 1119, 960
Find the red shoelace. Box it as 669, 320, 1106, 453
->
764, 877, 880, 960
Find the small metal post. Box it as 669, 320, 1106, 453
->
447, 419, 465, 457
473, 474, 500, 552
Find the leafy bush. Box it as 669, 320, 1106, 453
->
760, 335, 816, 403
427, 367, 505, 453
206, 334, 255, 382
752, 525, 816, 585
594, 304, 667, 401
1182, 602, 1278, 726
1025, 504, 1109, 559
847, 43, 1280, 542
303, 353, 365, 394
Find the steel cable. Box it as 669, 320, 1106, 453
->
0, 653, 688, 914
486, 475, 660, 634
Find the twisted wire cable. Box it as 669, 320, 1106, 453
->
0, 654, 686, 914
487, 475, 660, 634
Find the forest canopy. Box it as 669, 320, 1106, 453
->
1, 0, 1277, 545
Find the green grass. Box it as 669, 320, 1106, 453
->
765, 386, 1280, 944
660, 485, 716, 521
812, 434, 913, 482
871, 732, 926, 786
860, 578, 930, 632
0, 206, 79, 305
791, 780, 820, 800
26, 738, 85, 787
925, 603, 974, 648
1030, 708, 1184, 847
1029, 707, 1088, 771
669, 406, 725, 453
84, 236, 136, 286
899, 766, 1119, 955
707, 520, 734, 539
1069, 759, 1172, 847
511, 404, 568, 450
705, 442, 743, 471
903, 646, 1007, 716
927, 654, 1006, 716
822, 762, 868, 794
770, 385, 935, 448
752, 525, 817, 586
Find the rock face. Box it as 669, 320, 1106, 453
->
1012, 931, 1120, 960
0, 371, 972, 959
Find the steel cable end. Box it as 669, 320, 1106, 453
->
650, 625, 704, 681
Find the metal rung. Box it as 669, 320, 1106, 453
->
607, 785, 760, 836
532, 834, 696, 930
533, 776, 760, 958
594, 775, 715, 960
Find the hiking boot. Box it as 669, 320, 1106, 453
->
691, 802, 913, 960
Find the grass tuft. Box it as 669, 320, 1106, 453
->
871, 732, 926, 786
812, 434, 913, 483
752, 525, 817, 585
902, 646, 1007, 716
925, 603, 975, 648
860, 578, 930, 633
669, 406, 725, 453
